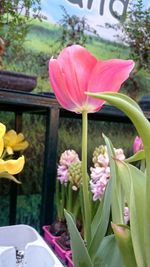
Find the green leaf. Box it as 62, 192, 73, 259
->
64, 210, 93, 267
89, 134, 126, 262
87, 91, 150, 260
103, 134, 124, 224
125, 150, 145, 163
116, 160, 146, 266
111, 223, 137, 267
0, 172, 21, 184
89, 176, 112, 260
86, 92, 150, 148
94, 234, 123, 267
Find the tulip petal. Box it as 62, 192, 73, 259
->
49, 59, 78, 111
0, 123, 6, 138
0, 124, 5, 157
16, 133, 25, 142
49, 45, 97, 112
58, 45, 97, 104
6, 146, 14, 155
4, 130, 17, 147
87, 59, 134, 111
0, 138, 4, 158
49, 45, 135, 113
0, 172, 21, 184
4, 130, 28, 152
13, 141, 29, 151
0, 155, 25, 175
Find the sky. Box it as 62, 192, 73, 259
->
41, 0, 150, 41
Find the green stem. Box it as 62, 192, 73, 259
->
73, 190, 81, 219
56, 180, 61, 219
82, 111, 91, 247
67, 182, 73, 212
79, 186, 85, 228
60, 183, 65, 220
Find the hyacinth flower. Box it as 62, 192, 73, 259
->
49, 44, 134, 266
0, 123, 25, 183
56, 149, 81, 220
90, 145, 129, 226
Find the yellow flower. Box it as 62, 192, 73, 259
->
4, 130, 29, 155
0, 122, 6, 138
0, 155, 25, 175
0, 123, 6, 157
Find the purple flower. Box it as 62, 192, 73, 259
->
59, 149, 80, 167
90, 166, 110, 201
57, 149, 80, 184
124, 206, 130, 224
90, 146, 125, 201
133, 136, 144, 153
57, 165, 69, 184
97, 151, 109, 168
114, 148, 125, 161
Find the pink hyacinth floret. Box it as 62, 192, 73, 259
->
124, 206, 130, 224
114, 148, 126, 161
90, 166, 110, 201
57, 165, 69, 184
57, 149, 80, 184
59, 149, 80, 167
97, 149, 109, 168
90, 146, 125, 201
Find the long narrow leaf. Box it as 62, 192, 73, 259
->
111, 223, 137, 267
116, 160, 146, 266
64, 210, 93, 267
0, 172, 21, 184
95, 234, 123, 267
86, 92, 150, 145
103, 134, 124, 224
89, 177, 112, 261
86, 91, 150, 260
125, 150, 145, 163
91, 92, 142, 111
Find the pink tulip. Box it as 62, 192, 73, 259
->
133, 136, 144, 153
49, 45, 134, 113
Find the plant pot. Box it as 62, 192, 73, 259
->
66, 251, 74, 267
0, 70, 37, 92
52, 232, 71, 263
42, 225, 59, 248
42, 220, 67, 248
0, 224, 63, 267
53, 239, 69, 262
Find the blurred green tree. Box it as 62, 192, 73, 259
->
105, 0, 150, 99
0, 0, 44, 67
56, 6, 98, 53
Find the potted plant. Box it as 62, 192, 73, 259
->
48, 44, 138, 266
43, 149, 82, 262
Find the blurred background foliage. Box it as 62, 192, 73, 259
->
1, 1, 149, 100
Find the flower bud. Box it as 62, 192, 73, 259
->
68, 162, 82, 189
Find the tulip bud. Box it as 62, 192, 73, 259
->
133, 136, 143, 153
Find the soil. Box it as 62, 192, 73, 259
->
49, 219, 83, 252
49, 219, 67, 236
56, 231, 71, 251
